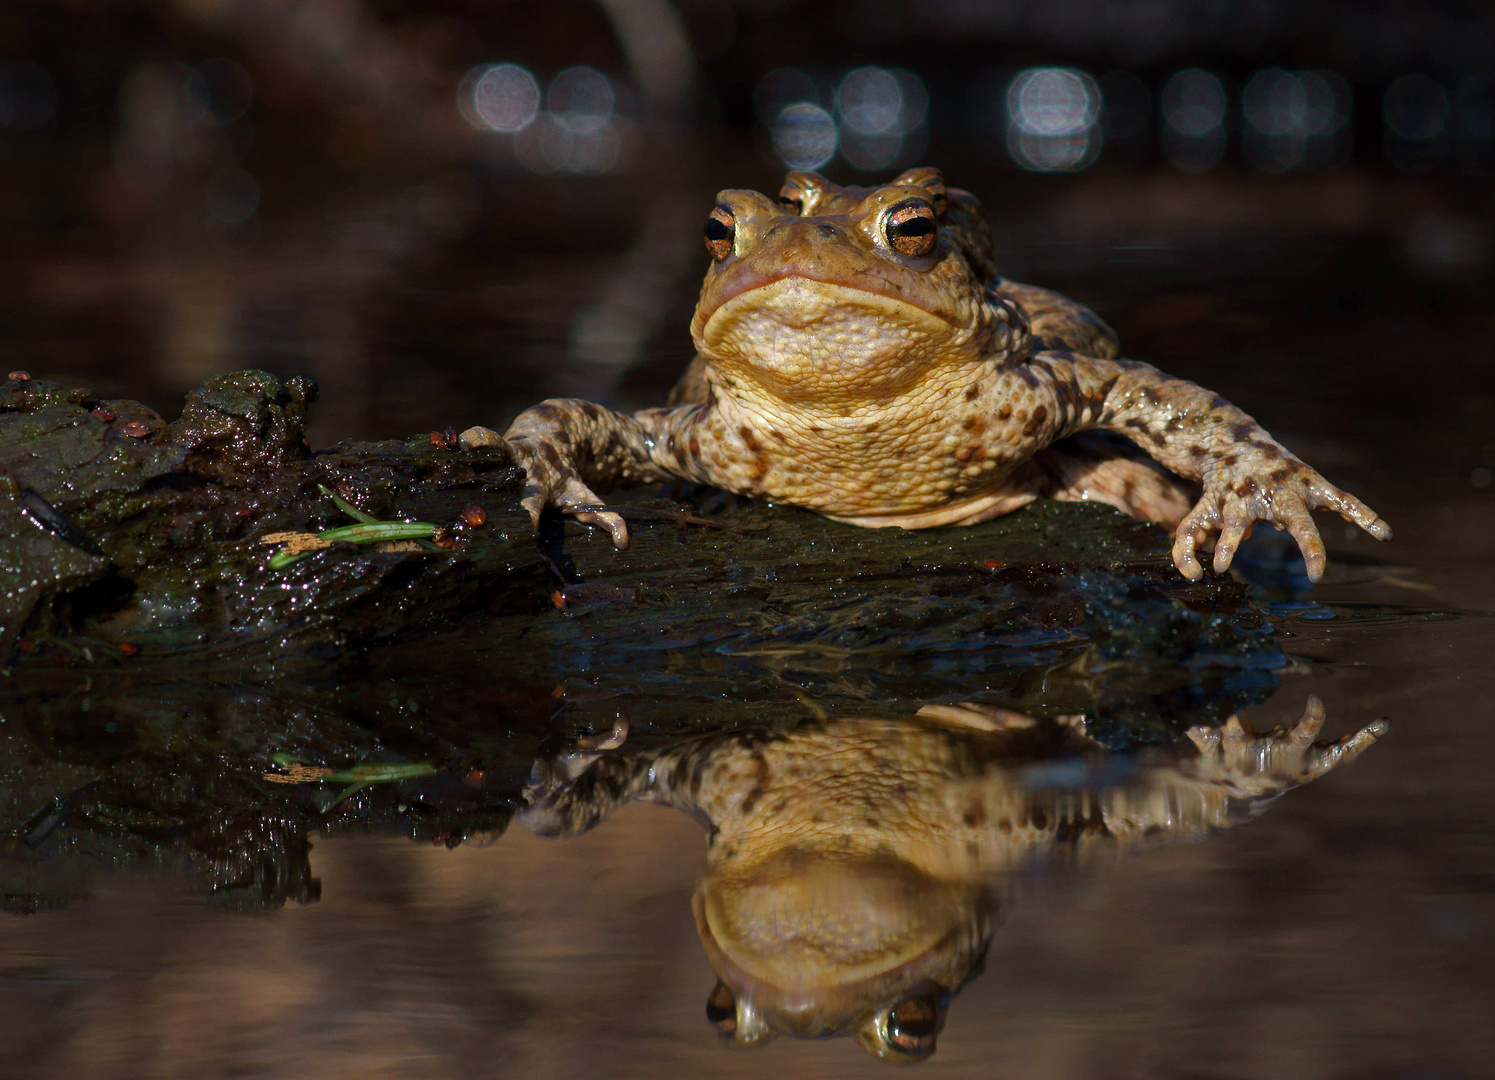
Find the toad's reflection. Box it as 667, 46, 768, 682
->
519, 698, 1383, 1062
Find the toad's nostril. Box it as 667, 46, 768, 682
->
817, 223, 837, 238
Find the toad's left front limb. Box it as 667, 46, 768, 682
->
1006, 350, 1391, 581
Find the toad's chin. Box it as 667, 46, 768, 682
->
690, 854, 991, 1039
698, 277, 956, 394
698, 860, 959, 989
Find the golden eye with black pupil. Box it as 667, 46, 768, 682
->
704, 206, 735, 260
886, 995, 940, 1056
777, 190, 804, 214
885, 200, 937, 258
705, 981, 737, 1036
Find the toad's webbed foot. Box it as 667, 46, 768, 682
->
1185, 696, 1387, 800
458, 422, 632, 549
1172, 447, 1390, 582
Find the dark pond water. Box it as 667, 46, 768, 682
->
3, 152, 1494, 1080
2, 562, 1492, 1078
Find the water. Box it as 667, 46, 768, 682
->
3, 608, 1492, 1077
3, 484, 1490, 1077
3, 161, 1494, 1077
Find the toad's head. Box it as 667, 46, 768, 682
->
690, 168, 1026, 405
692, 847, 994, 1063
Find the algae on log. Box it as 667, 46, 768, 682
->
0, 369, 1287, 911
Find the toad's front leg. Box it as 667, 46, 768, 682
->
1182, 695, 1387, 800
1018, 352, 1391, 581
459, 400, 710, 547
1099, 696, 1386, 849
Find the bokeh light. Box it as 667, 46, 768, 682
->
1384, 74, 1451, 172
1008, 67, 1098, 136
514, 112, 622, 175
1005, 67, 1101, 172
754, 68, 821, 126
1384, 74, 1450, 140
1246, 69, 1347, 136
548, 67, 614, 136
459, 63, 627, 175
460, 63, 541, 133
1161, 68, 1228, 172
835, 67, 928, 171
1241, 69, 1351, 171
837, 67, 925, 136
772, 102, 838, 170
1161, 68, 1227, 137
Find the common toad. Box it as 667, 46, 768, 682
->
520, 698, 1384, 1061
461, 168, 1389, 580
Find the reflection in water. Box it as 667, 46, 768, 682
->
0, 681, 1386, 1064
518, 698, 1382, 1062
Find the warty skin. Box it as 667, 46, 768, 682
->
459, 167, 1389, 580
517, 698, 1385, 1060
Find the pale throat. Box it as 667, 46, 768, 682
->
699, 366, 1021, 521
698, 281, 985, 406
705, 356, 990, 450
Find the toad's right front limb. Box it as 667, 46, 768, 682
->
458, 399, 714, 547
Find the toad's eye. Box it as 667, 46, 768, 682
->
704, 206, 735, 260
885, 995, 941, 1057
885, 200, 937, 258
777, 191, 804, 214
705, 980, 737, 1037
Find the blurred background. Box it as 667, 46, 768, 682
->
0, 0, 1490, 451
4, 5, 1495, 1077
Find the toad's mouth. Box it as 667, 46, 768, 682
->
689, 859, 987, 1038
698, 275, 953, 353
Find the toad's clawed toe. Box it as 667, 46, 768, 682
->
457, 425, 506, 450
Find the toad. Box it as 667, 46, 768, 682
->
520, 698, 1384, 1061
460, 168, 1389, 580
